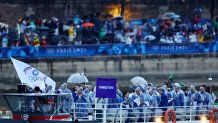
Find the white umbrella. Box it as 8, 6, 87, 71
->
162, 12, 176, 20
125, 32, 135, 37
163, 12, 176, 17
171, 15, 181, 19
67, 73, 89, 83
144, 35, 156, 41
130, 76, 148, 86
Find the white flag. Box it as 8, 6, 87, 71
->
11, 57, 56, 92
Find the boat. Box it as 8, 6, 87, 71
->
0, 93, 97, 123
0, 92, 218, 123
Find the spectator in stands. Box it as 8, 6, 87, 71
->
99, 27, 106, 41
33, 34, 40, 46
75, 25, 82, 45
160, 35, 167, 43
212, 18, 217, 35
1, 12, 217, 48
40, 36, 47, 46
174, 32, 183, 43
68, 24, 76, 44
1, 34, 8, 47
24, 34, 31, 46
189, 32, 198, 43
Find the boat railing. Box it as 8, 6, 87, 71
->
0, 102, 217, 122
71, 102, 217, 123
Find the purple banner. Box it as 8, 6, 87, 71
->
96, 78, 117, 98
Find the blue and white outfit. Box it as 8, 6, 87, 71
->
209, 93, 217, 105
172, 90, 185, 108
144, 93, 160, 108
108, 92, 123, 108
200, 92, 210, 109
129, 91, 145, 122
200, 92, 210, 105
74, 93, 91, 118
159, 93, 169, 111
187, 91, 202, 114
61, 88, 74, 113
162, 85, 173, 105
130, 92, 145, 108
84, 87, 95, 104
187, 91, 202, 107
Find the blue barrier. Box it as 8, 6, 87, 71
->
0, 42, 218, 58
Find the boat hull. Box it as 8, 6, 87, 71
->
0, 119, 98, 123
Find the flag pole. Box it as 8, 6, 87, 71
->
209, 72, 212, 94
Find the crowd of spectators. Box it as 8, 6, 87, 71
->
0, 11, 218, 47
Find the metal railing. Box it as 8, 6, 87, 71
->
71, 103, 215, 123
0, 102, 216, 122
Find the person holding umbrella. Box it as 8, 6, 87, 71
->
130, 87, 145, 108
144, 88, 160, 110
129, 87, 145, 122
74, 87, 92, 118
